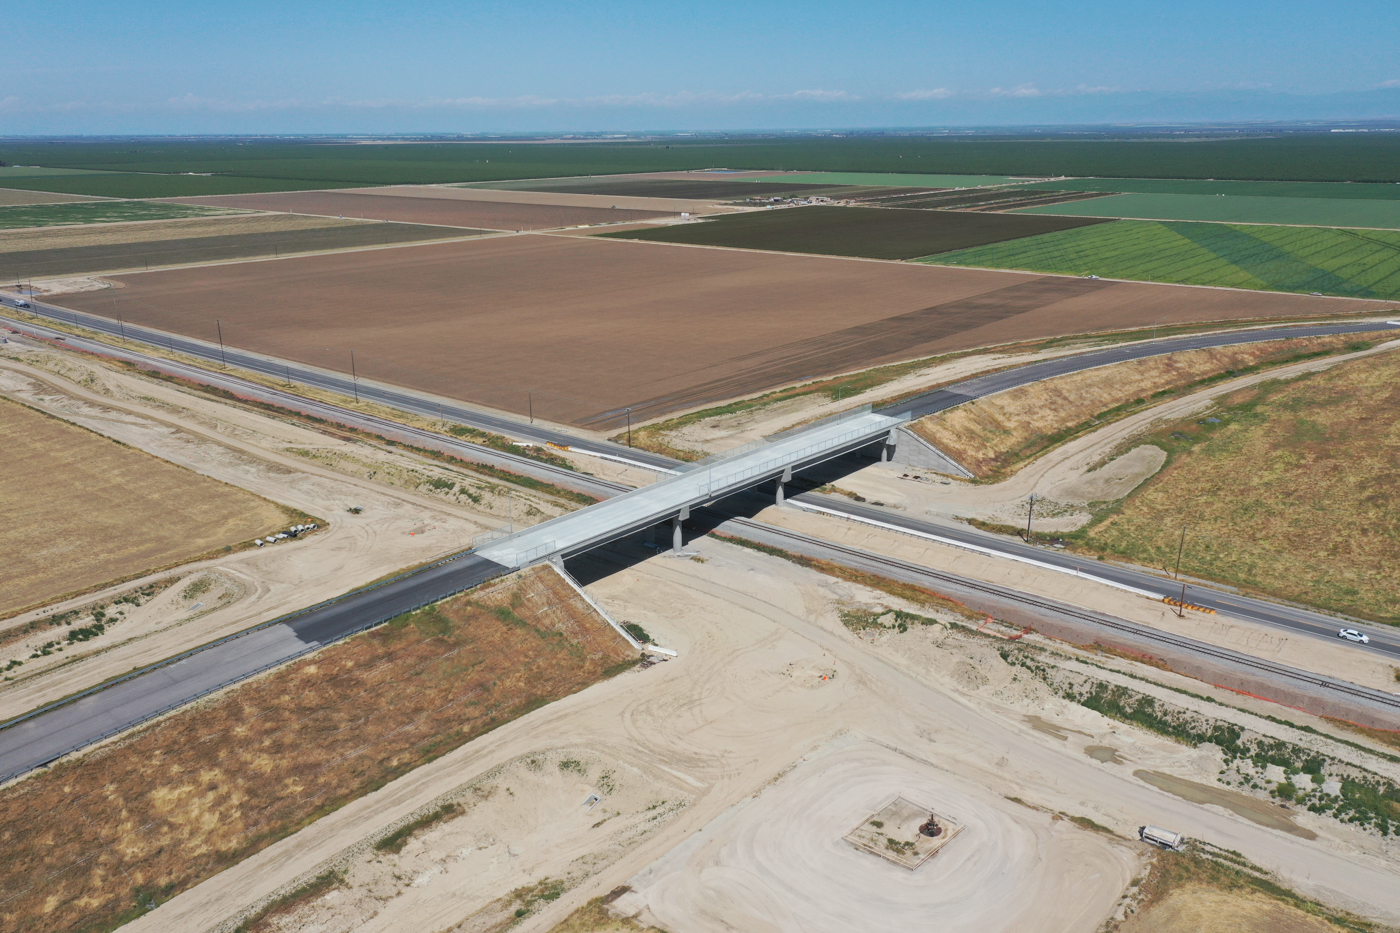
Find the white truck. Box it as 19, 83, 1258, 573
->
1139, 825, 1185, 850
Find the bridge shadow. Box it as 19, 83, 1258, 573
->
565, 446, 881, 587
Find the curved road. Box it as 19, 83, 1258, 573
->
2, 297, 1398, 782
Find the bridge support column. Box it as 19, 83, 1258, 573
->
672, 506, 689, 552
880, 427, 898, 462
776, 465, 793, 506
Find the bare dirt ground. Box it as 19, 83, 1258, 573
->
617, 739, 1135, 933
0, 187, 102, 206
818, 335, 1400, 534
166, 191, 678, 231
752, 503, 1400, 694
121, 537, 1400, 933
0, 341, 573, 719
0, 393, 290, 617
54, 234, 1390, 427
358, 184, 742, 217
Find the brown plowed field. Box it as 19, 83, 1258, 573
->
166, 190, 677, 230
357, 184, 741, 216
59, 235, 1391, 427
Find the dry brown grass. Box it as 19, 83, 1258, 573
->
912, 334, 1367, 478
543, 889, 668, 933
1119, 883, 1356, 933
1083, 349, 1400, 623
0, 212, 363, 252
0, 188, 102, 207
1109, 849, 1383, 933
0, 566, 636, 933
0, 396, 290, 617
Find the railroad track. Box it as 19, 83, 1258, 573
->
727, 517, 1400, 714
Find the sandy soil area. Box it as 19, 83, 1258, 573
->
166, 190, 677, 231
125, 537, 1400, 933
54, 235, 1388, 428
751, 503, 1400, 693
0, 343, 571, 721
618, 739, 1135, 933
353, 184, 741, 217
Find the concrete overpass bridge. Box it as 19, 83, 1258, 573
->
476, 405, 909, 567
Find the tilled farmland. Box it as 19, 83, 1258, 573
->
167, 189, 678, 230
56, 234, 1389, 427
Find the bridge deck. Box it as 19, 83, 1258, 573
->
477, 407, 909, 567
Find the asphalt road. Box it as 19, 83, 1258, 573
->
0, 551, 507, 783
3, 298, 1398, 780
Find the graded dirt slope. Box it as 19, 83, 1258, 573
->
0, 565, 634, 933
57, 234, 1391, 428
168, 189, 677, 230
0, 395, 290, 616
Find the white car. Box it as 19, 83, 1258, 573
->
1338, 628, 1370, 644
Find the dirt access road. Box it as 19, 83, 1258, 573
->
125, 538, 1400, 933
55, 233, 1389, 427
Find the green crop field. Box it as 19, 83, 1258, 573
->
0, 200, 243, 229
601, 205, 1109, 260
0, 165, 110, 178
1015, 193, 1400, 229
1, 134, 1399, 201
1021, 177, 1400, 200
925, 219, 1400, 300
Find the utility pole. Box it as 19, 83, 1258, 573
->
285, 363, 292, 386
837, 384, 852, 404
1174, 525, 1188, 617
1025, 493, 1038, 544
215, 320, 226, 368
528, 391, 533, 424
625, 407, 633, 448
350, 349, 359, 403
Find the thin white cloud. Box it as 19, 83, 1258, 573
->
1378, 79, 1400, 89
989, 84, 1043, 98
894, 88, 954, 100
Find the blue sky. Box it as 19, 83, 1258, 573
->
4, 0, 1399, 133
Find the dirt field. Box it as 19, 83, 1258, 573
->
0, 565, 634, 933
912, 333, 1373, 478
1082, 347, 1400, 623
166, 190, 677, 230
0, 213, 475, 278
0, 394, 291, 617
0, 188, 102, 207
53, 235, 1392, 428
372, 184, 743, 216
